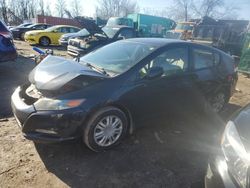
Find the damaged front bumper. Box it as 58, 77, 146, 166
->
11, 86, 86, 143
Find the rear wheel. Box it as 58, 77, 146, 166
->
206, 91, 226, 113
39, 36, 50, 46
83, 107, 128, 152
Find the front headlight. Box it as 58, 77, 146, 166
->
61, 37, 68, 41
80, 41, 90, 49
34, 98, 85, 111
221, 121, 250, 188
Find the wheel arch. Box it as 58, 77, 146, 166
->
39, 36, 51, 45
83, 103, 134, 135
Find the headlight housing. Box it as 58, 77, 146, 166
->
80, 41, 90, 49
221, 121, 250, 188
34, 98, 85, 111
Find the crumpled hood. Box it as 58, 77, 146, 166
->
29, 55, 105, 90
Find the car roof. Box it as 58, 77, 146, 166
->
34, 23, 51, 25
54, 25, 80, 28
125, 38, 188, 48
125, 38, 231, 57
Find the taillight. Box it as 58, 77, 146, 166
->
227, 75, 233, 82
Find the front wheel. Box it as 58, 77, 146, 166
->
39, 36, 50, 46
83, 107, 128, 152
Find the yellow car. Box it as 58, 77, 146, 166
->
24, 25, 81, 46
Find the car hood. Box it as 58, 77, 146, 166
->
29, 55, 106, 90
25, 30, 44, 35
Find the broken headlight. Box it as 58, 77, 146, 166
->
221, 121, 250, 188
80, 41, 90, 49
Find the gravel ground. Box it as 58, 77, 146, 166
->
0, 40, 250, 188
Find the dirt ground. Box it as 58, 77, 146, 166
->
0, 40, 250, 188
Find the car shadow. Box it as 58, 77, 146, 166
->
31, 44, 67, 52
0, 56, 35, 118
34, 109, 232, 188
219, 103, 242, 121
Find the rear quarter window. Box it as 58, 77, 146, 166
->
221, 54, 234, 73
193, 48, 214, 70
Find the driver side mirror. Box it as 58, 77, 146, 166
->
53, 30, 59, 33
146, 66, 164, 79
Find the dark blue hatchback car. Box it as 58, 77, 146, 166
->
0, 20, 17, 62
11, 38, 238, 151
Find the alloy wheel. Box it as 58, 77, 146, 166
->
40, 37, 49, 46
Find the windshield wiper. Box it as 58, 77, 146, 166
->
85, 63, 110, 76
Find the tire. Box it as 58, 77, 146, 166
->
205, 91, 227, 113
83, 107, 128, 152
20, 32, 25, 40
39, 36, 50, 46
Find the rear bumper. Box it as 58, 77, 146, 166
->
11, 86, 87, 143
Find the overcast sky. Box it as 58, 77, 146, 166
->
48, 0, 250, 20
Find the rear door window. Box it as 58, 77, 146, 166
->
192, 48, 215, 70
59, 27, 70, 33
69, 27, 79, 33
35, 25, 46, 29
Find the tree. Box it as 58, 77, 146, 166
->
18, 0, 30, 20
96, 0, 138, 19
39, 0, 45, 16
190, 0, 238, 19
45, 4, 52, 16
71, 0, 82, 17
0, 0, 8, 23
56, 0, 66, 18
175, 0, 192, 21
28, 0, 37, 18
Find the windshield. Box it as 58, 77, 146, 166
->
80, 40, 155, 75
107, 17, 133, 27
77, 28, 90, 36
176, 23, 193, 31
26, 24, 37, 28
102, 27, 119, 38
